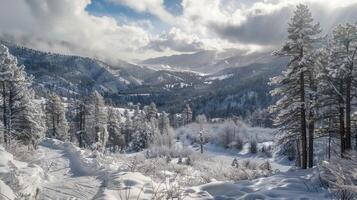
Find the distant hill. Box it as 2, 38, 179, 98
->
2, 41, 288, 119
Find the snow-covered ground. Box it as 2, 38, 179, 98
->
1, 137, 337, 200
35, 145, 101, 199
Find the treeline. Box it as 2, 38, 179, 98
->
270, 4, 357, 168
0, 44, 176, 152
45, 95, 176, 152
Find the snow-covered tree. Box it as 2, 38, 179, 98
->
196, 114, 207, 154
107, 107, 125, 152
86, 91, 107, 151
45, 94, 69, 141
131, 110, 150, 151
0, 44, 45, 147
182, 104, 193, 125
158, 112, 173, 147
327, 23, 357, 153
123, 109, 132, 145
146, 102, 158, 120
74, 97, 88, 148
269, 4, 321, 169
16, 90, 46, 149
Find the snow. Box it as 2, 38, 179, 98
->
36, 144, 101, 199
190, 168, 331, 199
99, 172, 157, 200
206, 74, 233, 81
0, 180, 16, 200
0, 135, 336, 200
0, 145, 45, 199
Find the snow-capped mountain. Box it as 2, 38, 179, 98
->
2, 41, 157, 96
140, 49, 279, 74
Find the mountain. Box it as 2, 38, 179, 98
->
1, 41, 158, 97
2, 41, 288, 119
115, 55, 288, 118
140, 49, 278, 74
141, 50, 217, 73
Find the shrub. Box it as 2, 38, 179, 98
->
260, 145, 273, 157
249, 140, 258, 154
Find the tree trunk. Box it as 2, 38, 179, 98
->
300, 72, 307, 169
8, 87, 13, 145
296, 139, 301, 167
345, 76, 351, 150
2, 82, 7, 144
308, 111, 314, 168
52, 114, 56, 137
308, 73, 315, 168
339, 81, 346, 158
328, 130, 331, 160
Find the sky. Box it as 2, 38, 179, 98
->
0, 0, 357, 63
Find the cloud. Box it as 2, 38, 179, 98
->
175, 0, 357, 49
107, 0, 174, 23
145, 27, 205, 52
1, 0, 357, 61
0, 0, 153, 62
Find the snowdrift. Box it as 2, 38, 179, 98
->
0, 145, 44, 200
41, 138, 104, 176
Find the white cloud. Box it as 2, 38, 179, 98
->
0, 0, 153, 62
1, 0, 357, 61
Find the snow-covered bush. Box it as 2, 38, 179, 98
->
259, 144, 273, 157
145, 145, 193, 159
249, 139, 258, 154
175, 119, 275, 152
319, 151, 357, 199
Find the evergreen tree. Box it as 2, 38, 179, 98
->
328, 24, 357, 152
182, 104, 193, 125
0, 44, 45, 147
16, 90, 46, 149
196, 114, 207, 154
146, 102, 158, 120
107, 107, 124, 152
270, 4, 321, 168
158, 112, 173, 147
45, 94, 69, 141
86, 91, 108, 151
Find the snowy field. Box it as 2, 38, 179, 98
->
0, 133, 340, 200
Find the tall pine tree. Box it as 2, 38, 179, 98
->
270, 4, 321, 169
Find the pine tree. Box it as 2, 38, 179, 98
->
158, 112, 173, 147
328, 23, 357, 152
123, 109, 132, 146
146, 102, 158, 120
196, 114, 207, 154
132, 110, 149, 151
16, 90, 46, 149
0, 44, 45, 147
107, 107, 124, 152
45, 94, 69, 141
182, 104, 193, 125
86, 91, 107, 151
315, 48, 340, 159
270, 4, 321, 169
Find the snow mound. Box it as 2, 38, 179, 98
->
41, 138, 103, 176
99, 171, 160, 200
0, 179, 16, 200
0, 145, 44, 199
